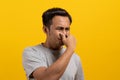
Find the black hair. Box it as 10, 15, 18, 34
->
42, 7, 72, 28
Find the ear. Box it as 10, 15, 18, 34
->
43, 26, 49, 34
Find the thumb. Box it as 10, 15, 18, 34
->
61, 34, 66, 42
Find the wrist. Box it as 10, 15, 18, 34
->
66, 47, 75, 53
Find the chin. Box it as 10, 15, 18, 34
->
54, 44, 62, 49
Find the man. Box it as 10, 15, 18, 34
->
22, 7, 84, 80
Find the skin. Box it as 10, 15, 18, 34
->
43, 16, 71, 50
33, 16, 76, 80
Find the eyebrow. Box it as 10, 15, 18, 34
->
56, 26, 70, 29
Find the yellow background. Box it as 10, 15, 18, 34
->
0, 0, 120, 80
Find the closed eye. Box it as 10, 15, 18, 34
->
56, 26, 70, 31
65, 27, 70, 31
56, 27, 64, 30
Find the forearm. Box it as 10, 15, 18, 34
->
33, 34, 76, 80
46, 48, 74, 78
35, 48, 74, 80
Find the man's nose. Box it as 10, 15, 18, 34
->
62, 29, 67, 35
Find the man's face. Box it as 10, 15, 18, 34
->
47, 16, 70, 49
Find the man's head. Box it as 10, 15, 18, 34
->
42, 8, 72, 29
42, 8, 72, 49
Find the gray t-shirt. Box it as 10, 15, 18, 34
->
22, 44, 84, 80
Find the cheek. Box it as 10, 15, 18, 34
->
56, 31, 61, 38
54, 32, 59, 39
50, 31, 59, 39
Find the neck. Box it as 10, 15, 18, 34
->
42, 40, 62, 50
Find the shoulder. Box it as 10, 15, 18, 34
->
22, 44, 44, 57
24, 44, 43, 51
72, 53, 80, 61
71, 53, 82, 66
62, 48, 81, 61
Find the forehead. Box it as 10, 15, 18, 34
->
51, 16, 70, 27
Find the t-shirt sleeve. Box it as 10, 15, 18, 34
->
22, 47, 47, 78
75, 55, 84, 80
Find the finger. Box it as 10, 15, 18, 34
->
60, 33, 66, 41
65, 35, 68, 38
59, 33, 62, 40
59, 33, 66, 40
